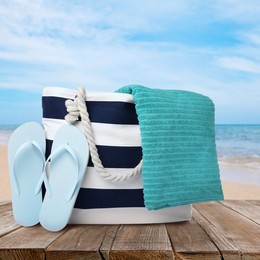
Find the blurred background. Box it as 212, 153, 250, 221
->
1, 0, 260, 201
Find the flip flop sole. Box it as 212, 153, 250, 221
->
39, 125, 89, 231
8, 122, 45, 226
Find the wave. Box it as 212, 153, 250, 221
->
218, 156, 260, 169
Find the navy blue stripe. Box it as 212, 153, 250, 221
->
42, 96, 139, 124
46, 139, 142, 168
74, 188, 145, 209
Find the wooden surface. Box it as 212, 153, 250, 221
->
0, 201, 259, 260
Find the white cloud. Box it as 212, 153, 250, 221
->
0, 0, 190, 41
0, 0, 260, 123
217, 57, 260, 74
0, 0, 217, 92
214, 0, 260, 23
240, 29, 260, 46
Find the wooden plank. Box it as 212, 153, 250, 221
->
166, 218, 221, 260
46, 225, 118, 260
109, 224, 174, 260
220, 200, 260, 224
0, 203, 21, 237
0, 201, 10, 206
100, 225, 120, 260
0, 225, 66, 260
193, 202, 260, 260
192, 207, 240, 260
249, 200, 260, 207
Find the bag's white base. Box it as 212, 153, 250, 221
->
69, 205, 192, 224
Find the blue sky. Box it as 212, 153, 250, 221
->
0, 0, 260, 124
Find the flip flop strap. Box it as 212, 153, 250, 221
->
13, 140, 45, 196
37, 144, 80, 202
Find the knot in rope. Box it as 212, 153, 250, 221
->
65, 89, 85, 123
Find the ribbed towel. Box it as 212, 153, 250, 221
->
116, 85, 224, 210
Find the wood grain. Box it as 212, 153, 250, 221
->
0, 203, 21, 237
193, 202, 260, 260
46, 225, 117, 260
0, 201, 10, 206
249, 200, 260, 207
100, 225, 120, 260
109, 224, 174, 260
166, 218, 221, 260
0, 201, 259, 259
220, 200, 260, 224
0, 225, 66, 260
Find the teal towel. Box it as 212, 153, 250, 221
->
116, 85, 224, 210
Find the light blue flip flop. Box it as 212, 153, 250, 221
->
8, 122, 45, 226
39, 124, 89, 232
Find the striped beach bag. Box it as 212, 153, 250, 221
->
42, 87, 192, 224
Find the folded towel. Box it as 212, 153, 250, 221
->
116, 85, 224, 210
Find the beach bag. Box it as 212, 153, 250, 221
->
42, 87, 192, 224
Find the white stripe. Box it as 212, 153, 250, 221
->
69, 205, 192, 224
42, 87, 134, 103
81, 167, 143, 189
43, 118, 142, 147
45, 164, 142, 189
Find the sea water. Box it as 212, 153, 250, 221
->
216, 124, 260, 169
1, 124, 260, 169
0, 125, 19, 144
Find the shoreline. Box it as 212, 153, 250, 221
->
1, 144, 260, 202
219, 164, 260, 186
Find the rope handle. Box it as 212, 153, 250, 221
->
65, 87, 143, 182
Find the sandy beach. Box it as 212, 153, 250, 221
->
1, 144, 260, 202
0, 144, 11, 202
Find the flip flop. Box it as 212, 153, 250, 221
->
8, 122, 45, 226
39, 124, 89, 232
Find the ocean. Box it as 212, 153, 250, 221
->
216, 125, 260, 169
1, 124, 260, 169
0, 125, 19, 145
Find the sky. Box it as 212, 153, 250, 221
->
0, 0, 260, 124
